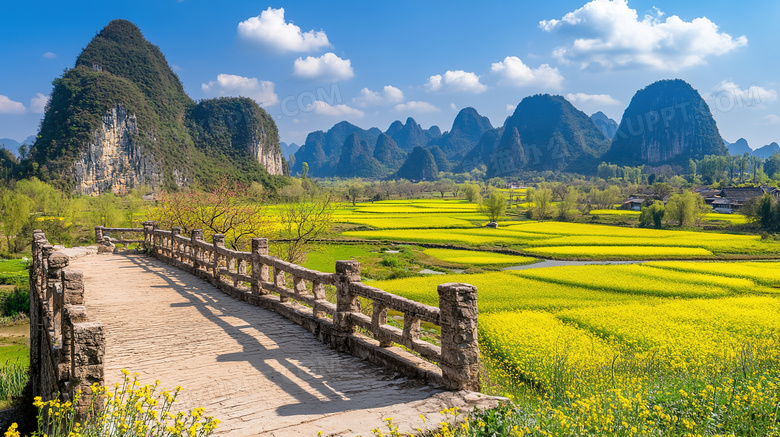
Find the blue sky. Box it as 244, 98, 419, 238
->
1, 0, 778, 149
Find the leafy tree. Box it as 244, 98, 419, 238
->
764, 152, 780, 180
746, 193, 780, 230
301, 162, 309, 179
486, 177, 506, 189
480, 190, 506, 222
531, 188, 553, 220
557, 187, 579, 221
666, 191, 709, 227
464, 184, 482, 203
90, 192, 123, 228
1, 191, 32, 253
434, 179, 455, 198
346, 181, 363, 206
639, 201, 665, 229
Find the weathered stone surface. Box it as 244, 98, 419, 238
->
73, 105, 162, 196
71, 254, 503, 436
438, 283, 480, 391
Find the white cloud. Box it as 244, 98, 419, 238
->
394, 101, 440, 113
566, 92, 620, 106
490, 56, 564, 89
30, 93, 49, 113
449, 103, 457, 111
426, 70, 487, 93
293, 53, 354, 81
352, 86, 404, 107
708, 81, 777, 105
0, 95, 25, 114
237, 7, 330, 53
201, 74, 279, 106
763, 115, 780, 125
305, 101, 364, 118
540, 0, 747, 71
42, 52, 57, 59
506, 104, 516, 112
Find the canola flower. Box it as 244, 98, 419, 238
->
509, 264, 758, 298
5, 370, 219, 437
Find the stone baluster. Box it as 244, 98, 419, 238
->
237, 260, 246, 287
251, 238, 269, 295
275, 266, 287, 302
142, 221, 157, 253
94, 226, 103, 245
171, 227, 181, 262
191, 229, 203, 271
212, 234, 225, 282
333, 261, 361, 348
438, 282, 479, 391
371, 303, 393, 347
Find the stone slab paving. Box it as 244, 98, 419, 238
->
69, 253, 500, 436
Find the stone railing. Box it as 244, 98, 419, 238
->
94, 226, 144, 253
98, 223, 479, 391
30, 230, 104, 414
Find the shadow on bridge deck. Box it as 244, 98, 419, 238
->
73, 253, 483, 436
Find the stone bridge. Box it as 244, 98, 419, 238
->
28, 225, 501, 436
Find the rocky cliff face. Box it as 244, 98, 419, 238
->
73, 105, 161, 195
251, 136, 284, 176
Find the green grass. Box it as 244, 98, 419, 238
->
301, 244, 378, 273
0, 259, 29, 285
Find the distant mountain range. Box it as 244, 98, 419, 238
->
590, 112, 618, 139
290, 107, 493, 179
724, 138, 780, 158
279, 142, 299, 162
0, 135, 36, 157
290, 79, 769, 180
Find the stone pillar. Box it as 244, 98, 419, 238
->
251, 238, 269, 295
171, 227, 181, 262
47, 252, 69, 344
143, 221, 158, 253
67, 313, 104, 417
191, 229, 203, 271
94, 227, 103, 245
438, 283, 479, 391
333, 261, 361, 347
212, 234, 225, 282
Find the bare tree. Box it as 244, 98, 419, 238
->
149, 179, 270, 250
274, 196, 336, 264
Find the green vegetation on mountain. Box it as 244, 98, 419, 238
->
606, 79, 726, 166
372, 133, 406, 170
395, 146, 438, 181
429, 107, 493, 161
334, 133, 388, 178
474, 95, 609, 176
25, 19, 285, 192
292, 121, 380, 177
187, 97, 286, 187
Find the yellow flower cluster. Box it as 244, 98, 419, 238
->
510, 264, 756, 297
6, 371, 220, 437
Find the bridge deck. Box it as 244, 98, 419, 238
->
70, 253, 494, 436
